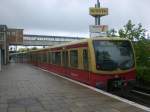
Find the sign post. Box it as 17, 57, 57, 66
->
89, 0, 109, 37
89, 25, 108, 37
89, 25, 108, 33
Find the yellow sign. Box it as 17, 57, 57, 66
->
89, 8, 108, 16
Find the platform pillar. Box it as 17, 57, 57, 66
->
0, 49, 1, 71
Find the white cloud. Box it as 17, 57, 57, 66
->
0, 0, 150, 36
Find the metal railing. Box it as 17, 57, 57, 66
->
23, 34, 85, 46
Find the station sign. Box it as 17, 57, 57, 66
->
89, 8, 108, 17
89, 25, 108, 33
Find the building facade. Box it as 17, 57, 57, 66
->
8, 29, 23, 45
0, 25, 23, 65
0, 25, 8, 65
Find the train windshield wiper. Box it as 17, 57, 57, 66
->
99, 60, 118, 71
119, 59, 131, 70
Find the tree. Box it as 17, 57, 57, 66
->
118, 20, 149, 67
31, 47, 37, 50
118, 20, 146, 41
107, 28, 118, 37
18, 48, 29, 52
18, 47, 38, 53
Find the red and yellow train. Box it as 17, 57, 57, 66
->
14, 37, 136, 91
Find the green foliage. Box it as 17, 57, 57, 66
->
18, 47, 38, 53
118, 20, 150, 67
107, 28, 118, 37
136, 66, 150, 83
118, 20, 146, 41
31, 47, 37, 50
134, 40, 150, 67
18, 48, 30, 52
109, 20, 150, 82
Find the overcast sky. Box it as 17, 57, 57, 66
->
1, 0, 150, 37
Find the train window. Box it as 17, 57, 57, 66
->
62, 51, 68, 67
48, 52, 52, 64
37, 54, 39, 62
52, 52, 55, 64
30, 54, 32, 61
70, 50, 78, 68
40, 54, 42, 63
42, 54, 47, 63
55, 52, 61, 65
93, 40, 135, 71
35, 55, 37, 62
32, 54, 35, 62
39, 55, 42, 62
32, 55, 34, 62
34, 55, 36, 62
39, 54, 42, 63
52, 52, 61, 65
83, 49, 89, 70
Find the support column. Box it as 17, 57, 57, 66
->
97, 0, 101, 25
0, 49, 1, 71
4, 32, 7, 65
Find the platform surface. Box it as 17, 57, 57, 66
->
0, 63, 148, 112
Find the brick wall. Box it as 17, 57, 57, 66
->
8, 29, 23, 45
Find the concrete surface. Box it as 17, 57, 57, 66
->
0, 63, 148, 112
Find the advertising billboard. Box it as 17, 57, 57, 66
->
89, 25, 108, 33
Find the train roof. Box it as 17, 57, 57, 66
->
18, 37, 130, 53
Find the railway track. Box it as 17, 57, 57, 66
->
114, 86, 150, 107
127, 89, 150, 107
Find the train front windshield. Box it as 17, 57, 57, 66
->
93, 40, 135, 71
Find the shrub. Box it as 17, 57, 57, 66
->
136, 66, 150, 84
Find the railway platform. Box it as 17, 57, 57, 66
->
0, 63, 149, 112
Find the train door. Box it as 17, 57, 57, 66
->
35, 53, 38, 66
82, 48, 90, 82
62, 50, 69, 76
1, 49, 4, 65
